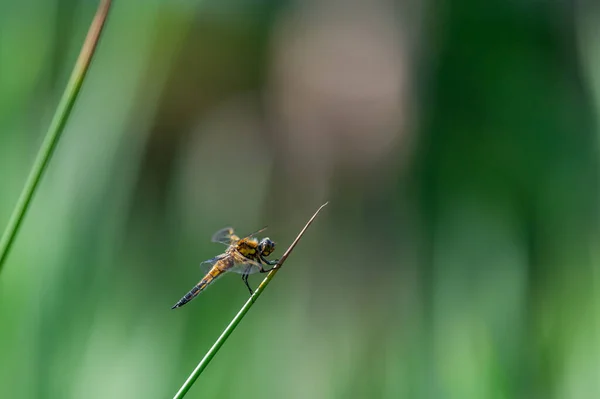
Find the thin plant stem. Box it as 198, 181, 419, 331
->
0, 0, 112, 273
173, 202, 329, 399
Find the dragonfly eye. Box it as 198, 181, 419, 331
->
259, 238, 275, 256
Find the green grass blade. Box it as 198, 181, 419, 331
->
172, 202, 329, 399
0, 0, 112, 273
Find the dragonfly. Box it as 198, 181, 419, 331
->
171, 226, 279, 309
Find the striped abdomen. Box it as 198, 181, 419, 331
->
171, 267, 223, 309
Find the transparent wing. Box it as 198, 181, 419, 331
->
212, 226, 269, 246
199, 252, 262, 275
226, 252, 263, 275
211, 227, 237, 245
240, 226, 268, 240
199, 253, 228, 274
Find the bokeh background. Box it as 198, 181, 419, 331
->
1, 0, 600, 398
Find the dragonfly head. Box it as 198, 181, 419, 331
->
258, 237, 276, 256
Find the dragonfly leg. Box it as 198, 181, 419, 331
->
259, 255, 279, 272
242, 268, 254, 295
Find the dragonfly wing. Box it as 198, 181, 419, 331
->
225, 251, 263, 275
211, 227, 238, 245
240, 226, 268, 240
200, 253, 229, 274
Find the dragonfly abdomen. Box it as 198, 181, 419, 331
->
171, 268, 222, 309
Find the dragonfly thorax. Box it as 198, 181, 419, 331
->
235, 239, 259, 257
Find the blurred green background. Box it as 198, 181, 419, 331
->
1, 1, 600, 398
